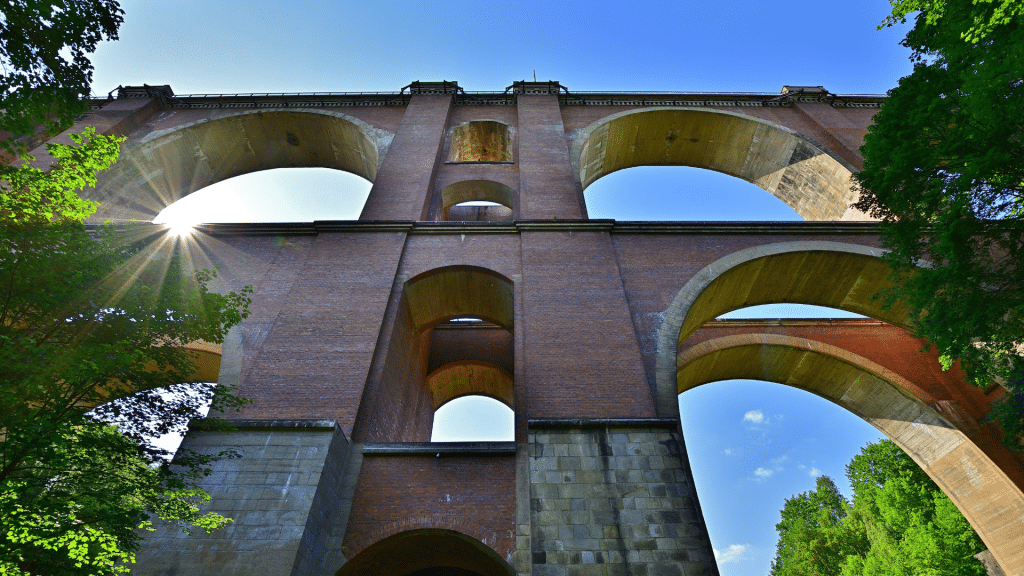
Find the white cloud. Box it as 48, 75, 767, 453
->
754, 467, 773, 479
723, 448, 733, 455
743, 410, 765, 424
809, 467, 822, 477
713, 544, 748, 564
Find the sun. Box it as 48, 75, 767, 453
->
158, 215, 199, 237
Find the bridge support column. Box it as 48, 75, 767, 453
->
528, 420, 718, 576
360, 94, 454, 221
136, 420, 353, 576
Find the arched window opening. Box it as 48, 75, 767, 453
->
426, 316, 514, 442
431, 395, 514, 442
677, 380, 885, 576
584, 166, 802, 221
153, 167, 372, 227
447, 121, 513, 163
357, 267, 515, 443
446, 201, 513, 222
437, 180, 516, 221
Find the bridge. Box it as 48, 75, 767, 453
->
31, 81, 1023, 575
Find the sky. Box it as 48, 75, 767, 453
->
87, 1, 917, 573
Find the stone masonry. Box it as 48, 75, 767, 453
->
529, 421, 715, 576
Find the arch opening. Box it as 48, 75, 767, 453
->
676, 378, 886, 575
431, 395, 514, 442
446, 121, 513, 163
153, 167, 372, 226
336, 529, 516, 576
359, 268, 515, 443
584, 165, 803, 221
572, 108, 870, 221
675, 334, 1024, 574
85, 109, 386, 224
438, 179, 516, 221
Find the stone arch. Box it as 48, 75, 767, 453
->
447, 120, 514, 163
677, 333, 1024, 574
405, 266, 514, 332
84, 109, 390, 224
654, 241, 906, 416
426, 360, 514, 410
338, 528, 516, 576
439, 179, 516, 221
570, 108, 870, 221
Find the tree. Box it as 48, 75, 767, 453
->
771, 476, 868, 576
0, 3, 254, 573
0, 0, 124, 153
853, 0, 1024, 447
0, 222, 253, 574
770, 441, 986, 576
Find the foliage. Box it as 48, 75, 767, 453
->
770, 441, 986, 576
0, 127, 124, 224
880, 0, 1023, 42
854, 0, 1024, 447
0, 0, 124, 153
0, 222, 252, 574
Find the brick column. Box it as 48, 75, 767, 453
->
516, 96, 586, 219
519, 228, 654, 418
360, 95, 453, 221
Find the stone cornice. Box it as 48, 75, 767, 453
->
95, 220, 883, 237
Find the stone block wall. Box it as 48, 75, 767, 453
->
136, 420, 349, 576
528, 421, 717, 576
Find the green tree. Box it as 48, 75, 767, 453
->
853, 0, 1024, 446
0, 222, 253, 574
771, 441, 987, 576
771, 476, 868, 576
0, 3, 254, 573
0, 0, 124, 152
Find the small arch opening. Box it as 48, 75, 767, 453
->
153, 167, 372, 226
431, 395, 514, 442
357, 268, 515, 443
446, 202, 513, 222
438, 180, 516, 221
447, 121, 513, 163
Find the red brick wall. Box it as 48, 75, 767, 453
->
342, 455, 516, 559
520, 231, 655, 418
352, 292, 434, 443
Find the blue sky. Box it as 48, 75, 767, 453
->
89, 1, 916, 573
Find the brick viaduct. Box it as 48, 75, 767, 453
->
34, 81, 1024, 575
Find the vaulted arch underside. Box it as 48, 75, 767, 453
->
572, 108, 872, 221
655, 241, 907, 417
83, 109, 386, 224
